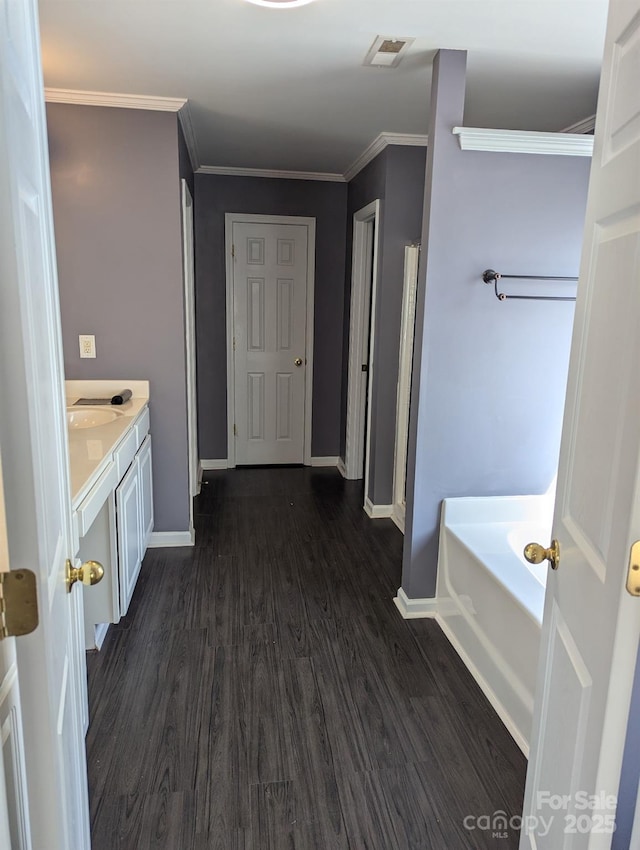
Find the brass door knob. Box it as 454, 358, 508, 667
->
66, 559, 105, 592
294, 357, 303, 367
524, 539, 560, 571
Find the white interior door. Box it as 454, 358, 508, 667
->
521, 0, 640, 845
0, 0, 91, 846
229, 217, 313, 465
181, 180, 199, 502
392, 244, 420, 532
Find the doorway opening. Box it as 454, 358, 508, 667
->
391, 244, 419, 533
343, 200, 381, 502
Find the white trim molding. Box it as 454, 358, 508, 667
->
44, 87, 187, 112
310, 456, 340, 467
364, 497, 393, 519
452, 127, 594, 157
201, 459, 229, 470
337, 458, 348, 478
198, 164, 345, 182
93, 623, 110, 651
343, 132, 429, 182
391, 506, 405, 534
344, 200, 381, 484
559, 114, 596, 135
148, 529, 195, 547
393, 588, 439, 619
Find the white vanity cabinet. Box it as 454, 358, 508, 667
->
116, 433, 153, 616
76, 404, 153, 646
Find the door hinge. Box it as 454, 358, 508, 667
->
234, 424, 238, 437
233, 336, 236, 351
627, 541, 640, 597
232, 244, 235, 259
0, 570, 39, 640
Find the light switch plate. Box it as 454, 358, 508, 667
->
79, 334, 96, 358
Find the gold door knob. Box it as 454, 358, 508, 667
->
294, 357, 303, 367
66, 559, 105, 592
524, 539, 560, 571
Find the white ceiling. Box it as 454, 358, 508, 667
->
38, 0, 608, 175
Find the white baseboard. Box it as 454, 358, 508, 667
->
147, 527, 195, 547
93, 622, 110, 650
310, 456, 340, 467
364, 497, 393, 519
393, 587, 439, 619
337, 458, 347, 478
201, 458, 228, 470
391, 505, 405, 533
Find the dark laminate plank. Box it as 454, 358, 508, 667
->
195, 644, 250, 833
138, 790, 197, 850
244, 640, 297, 785
87, 467, 527, 850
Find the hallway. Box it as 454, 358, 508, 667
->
86, 467, 526, 849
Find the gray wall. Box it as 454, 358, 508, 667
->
47, 103, 191, 533
402, 50, 591, 597
613, 642, 640, 848
340, 146, 427, 503
194, 173, 348, 460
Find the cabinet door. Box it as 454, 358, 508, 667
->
115, 456, 142, 616
138, 435, 154, 550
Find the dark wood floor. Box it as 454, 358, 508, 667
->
86, 467, 527, 849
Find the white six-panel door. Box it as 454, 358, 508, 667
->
521, 0, 640, 846
0, 0, 91, 846
228, 216, 314, 466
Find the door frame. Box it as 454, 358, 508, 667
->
344, 200, 381, 490
225, 213, 316, 468
392, 244, 420, 533
181, 180, 200, 514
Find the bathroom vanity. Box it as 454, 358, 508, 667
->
66, 380, 153, 650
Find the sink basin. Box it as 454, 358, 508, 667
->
66, 408, 122, 429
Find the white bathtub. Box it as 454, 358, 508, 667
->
436, 493, 554, 755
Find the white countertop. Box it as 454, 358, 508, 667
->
66, 381, 150, 508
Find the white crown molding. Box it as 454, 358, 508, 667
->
44, 87, 187, 112
177, 102, 200, 172
343, 132, 429, 182
197, 164, 345, 182
452, 127, 594, 157
559, 114, 596, 135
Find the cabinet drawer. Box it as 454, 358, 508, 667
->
135, 406, 150, 446
116, 426, 139, 480
75, 460, 118, 537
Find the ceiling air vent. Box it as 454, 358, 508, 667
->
363, 36, 415, 68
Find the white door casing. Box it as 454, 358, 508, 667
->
226, 214, 315, 466
344, 200, 381, 486
0, 0, 91, 846
521, 0, 640, 846
392, 244, 420, 534
181, 179, 199, 507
